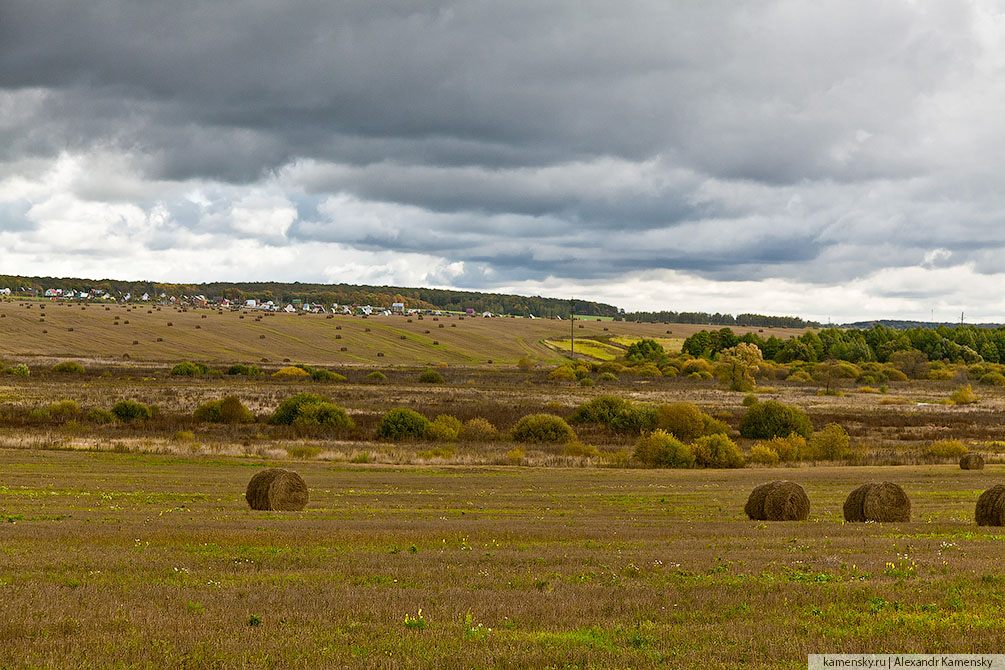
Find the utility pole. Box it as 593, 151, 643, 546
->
570, 298, 575, 358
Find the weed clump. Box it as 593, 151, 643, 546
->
85, 408, 115, 424
632, 430, 694, 468
739, 400, 812, 440
376, 408, 430, 440
654, 402, 706, 442
511, 414, 576, 444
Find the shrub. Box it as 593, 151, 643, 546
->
741, 394, 758, 407
376, 408, 430, 440
548, 365, 578, 381
929, 368, 953, 381
598, 372, 619, 382
609, 404, 658, 434
269, 393, 350, 430
655, 402, 706, 442
51, 361, 85, 374
418, 369, 444, 384
227, 364, 260, 376
980, 372, 1005, 387
881, 368, 909, 383
461, 417, 498, 441
272, 366, 310, 378
809, 423, 851, 460
950, 384, 979, 405
291, 401, 354, 430
85, 408, 115, 424
366, 371, 387, 382
692, 434, 745, 468
504, 447, 525, 464
739, 400, 813, 440
925, 440, 968, 459
426, 414, 462, 441
681, 359, 712, 376
28, 408, 50, 422
630, 363, 663, 377
701, 414, 731, 436
170, 361, 204, 376
632, 430, 695, 468
511, 414, 576, 444
568, 395, 631, 426
564, 441, 600, 458
11, 364, 29, 377
759, 434, 807, 462
311, 369, 345, 382
111, 400, 151, 423
194, 396, 256, 424
785, 370, 812, 382
748, 445, 780, 465
579, 377, 594, 387
517, 357, 535, 371
48, 400, 80, 419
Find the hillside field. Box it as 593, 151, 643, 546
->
0, 299, 806, 367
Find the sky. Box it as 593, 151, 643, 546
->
2, 1, 1005, 322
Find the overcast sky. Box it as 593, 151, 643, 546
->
2, 1, 1004, 321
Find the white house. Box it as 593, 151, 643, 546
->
0, 288, 10, 296
284, 304, 296, 313
391, 302, 405, 314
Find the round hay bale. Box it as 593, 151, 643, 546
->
862, 481, 911, 522
268, 470, 309, 511
763, 481, 810, 521
843, 483, 873, 522
745, 481, 778, 520
246, 468, 285, 510
975, 484, 1005, 526
960, 453, 985, 470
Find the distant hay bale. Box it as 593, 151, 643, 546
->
975, 485, 1005, 526
745, 480, 809, 521
844, 482, 910, 522
246, 468, 309, 511
960, 454, 985, 470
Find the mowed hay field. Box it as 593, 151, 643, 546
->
0, 299, 807, 366
1, 449, 1004, 668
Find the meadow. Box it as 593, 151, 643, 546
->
2, 449, 1004, 669
2, 300, 1005, 667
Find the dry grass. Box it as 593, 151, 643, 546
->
1, 450, 1004, 668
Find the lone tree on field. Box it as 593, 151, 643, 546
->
716, 342, 762, 392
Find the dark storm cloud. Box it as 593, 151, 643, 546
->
1, 0, 1003, 299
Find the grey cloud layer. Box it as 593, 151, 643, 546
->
1, 0, 1003, 295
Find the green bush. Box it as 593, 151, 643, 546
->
269, 393, 352, 430
748, 445, 780, 465
809, 423, 851, 460
692, 434, 745, 468
568, 395, 631, 426
759, 434, 807, 462
272, 366, 310, 378
376, 408, 430, 440
418, 369, 444, 384
655, 402, 706, 442
739, 400, 813, 440
111, 400, 151, 423
51, 361, 85, 374
426, 414, 462, 441
548, 365, 578, 381
950, 384, 979, 405
598, 372, 619, 382
511, 414, 576, 444
632, 430, 695, 468
291, 401, 354, 430
609, 404, 658, 434
11, 364, 29, 377
579, 377, 594, 387
170, 361, 205, 376
226, 364, 260, 376
741, 394, 758, 407
311, 369, 345, 382
194, 396, 256, 424
366, 371, 387, 383
701, 414, 731, 437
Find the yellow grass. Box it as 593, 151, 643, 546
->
544, 339, 623, 361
